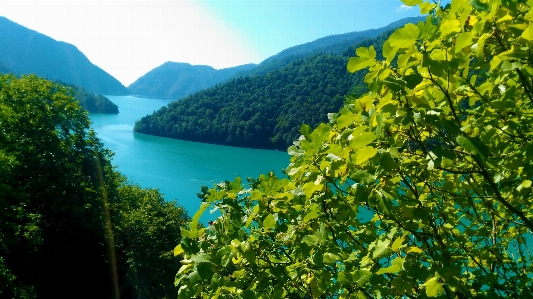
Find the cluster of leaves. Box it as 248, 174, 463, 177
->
174, 0, 533, 298
134, 34, 390, 150
0, 74, 189, 298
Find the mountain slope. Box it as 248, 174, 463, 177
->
127, 62, 257, 100
232, 16, 425, 78
0, 17, 128, 95
134, 32, 389, 150
58, 82, 119, 114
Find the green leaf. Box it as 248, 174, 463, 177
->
372, 239, 391, 259
401, 0, 421, 5
423, 277, 445, 297
376, 257, 404, 274
350, 170, 376, 185
522, 23, 533, 41
389, 23, 420, 49
391, 235, 406, 251
263, 214, 276, 230
242, 248, 256, 264
355, 146, 378, 165
191, 253, 211, 264
369, 190, 389, 214
456, 135, 489, 162
404, 73, 423, 89
302, 235, 319, 246
350, 132, 376, 150
348, 57, 375, 73
347, 46, 377, 73
323, 252, 340, 264
197, 262, 215, 281
352, 270, 372, 286
303, 204, 321, 222
455, 32, 472, 54
391, 276, 412, 295
174, 244, 184, 256
189, 203, 209, 238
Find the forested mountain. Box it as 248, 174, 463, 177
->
0, 17, 128, 95
232, 16, 424, 78
60, 82, 119, 114
128, 62, 257, 100
134, 32, 389, 150
0, 61, 13, 74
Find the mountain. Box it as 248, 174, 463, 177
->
0, 61, 13, 74
133, 16, 423, 150
134, 31, 390, 150
232, 16, 425, 78
127, 62, 257, 100
0, 17, 128, 95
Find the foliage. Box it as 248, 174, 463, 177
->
174, 1, 533, 298
0, 74, 188, 298
133, 33, 392, 150
113, 183, 190, 299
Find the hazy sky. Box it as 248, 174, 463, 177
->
0, 0, 421, 86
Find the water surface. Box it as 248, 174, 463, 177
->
90, 96, 289, 219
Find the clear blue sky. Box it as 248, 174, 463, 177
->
0, 0, 421, 86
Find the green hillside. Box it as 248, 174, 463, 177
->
128, 62, 257, 100
59, 82, 119, 114
134, 33, 388, 150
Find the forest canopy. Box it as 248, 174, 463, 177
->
174, 0, 533, 298
0, 74, 189, 299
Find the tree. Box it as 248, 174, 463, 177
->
174, 0, 533, 298
0, 74, 190, 298
0, 74, 116, 298
112, 183, 190, 299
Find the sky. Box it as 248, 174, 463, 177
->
0, 0, 421, 86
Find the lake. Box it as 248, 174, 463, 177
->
89, 95, 290, 220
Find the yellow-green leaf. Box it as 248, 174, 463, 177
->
423, 277, 445, 297
401, 0, 421, 5
347, 56, 375, 73
455, 32, 472, 54
521, 22, 533, 41
355, 146, 378, 165
174, 244, 184, 256
389, 23, 420, 49
376, 257, 404, 274
263, 214, 276, 230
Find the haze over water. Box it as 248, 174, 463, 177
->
89, 96, 289, 219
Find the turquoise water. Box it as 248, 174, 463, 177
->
89, 96, 289, 220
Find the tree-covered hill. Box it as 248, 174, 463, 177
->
134, 33, 388, 150
128, 62, 257, 100
0, 61, 13, 74
232, 16, 424, 78
0, 17, 128, 95
59, 82, 119, 114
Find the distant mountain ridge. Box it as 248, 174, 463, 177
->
232, 16, 425, 78
127, 62, 257, 100
0, 17, 128, 95
128, 16, 424, 100
133, 30, 392, 150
